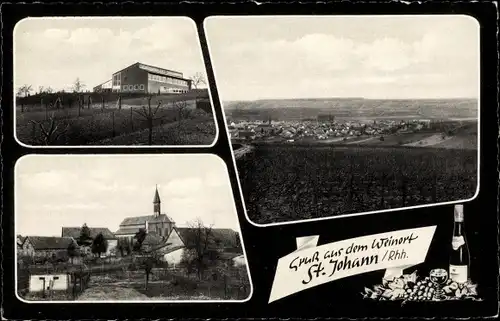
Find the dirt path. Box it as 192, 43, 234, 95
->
77, 285, 150, 301
344, 137, 377, 145
404, 134, 453, 147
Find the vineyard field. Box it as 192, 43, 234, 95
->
16, 101, 215, 146
236, 145, 477, 224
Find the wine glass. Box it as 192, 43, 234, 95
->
430, 269, 448, 300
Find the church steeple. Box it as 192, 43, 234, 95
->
153, 185, 161, 217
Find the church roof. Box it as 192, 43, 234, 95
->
119, 214, 173, 226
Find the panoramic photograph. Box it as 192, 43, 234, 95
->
14, 17, 216, 146
15, 155, 250, 302
205, 15, 479, 225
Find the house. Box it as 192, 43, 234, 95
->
154, 227, 242, 267
115, 186, 176, 240
61, 227, 118, 257
227, 126, 239, 138
94, 62, 192, 94
232, 254, 246, 267
17, 235, 25, 250
238, 131, 256, 141
175, 227, 241, 251
257, 123, 273, 135
154, 228, 187, 266
20, 236, 77, 261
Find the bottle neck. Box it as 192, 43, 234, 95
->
453, 221, 464, 235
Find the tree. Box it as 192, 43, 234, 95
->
234, 231, 241, 249
67, 241, 79, 264
131, 229, 165, 290
78, 223, 93, 247
189, 72, 206, 90
38, 86, 44, 94
172, 99, 190, 125
134, 96, 168, 144
29, 112, 69, 145
184, 218, 214, 280
73, 78, 86, 93
91, 233, 108, 258
45, 86, 54, 94
189, 72, 207, 107
18, 84, 33, 97
133, 228, 148, 253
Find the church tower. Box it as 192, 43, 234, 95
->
153, 185, 161, 217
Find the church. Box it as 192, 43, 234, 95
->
115, 185, 175, 239
114, 185, 244, 266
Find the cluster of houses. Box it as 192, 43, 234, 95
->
228, 118, 433, 142
17, 186, 246, 268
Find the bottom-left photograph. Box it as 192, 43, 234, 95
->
14, 154, 251, 303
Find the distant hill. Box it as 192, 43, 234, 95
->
223, 98, 478, 121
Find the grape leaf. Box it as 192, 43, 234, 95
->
466, 283, 478, 296
382, 289, 394, 299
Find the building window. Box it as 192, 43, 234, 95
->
140, 84, 144, 90
133, 85, 139, 90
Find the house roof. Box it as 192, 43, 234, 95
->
93, 79, 112, 88
112, 62, 189, 81
115, 227, 141, 236
24, 236, 76, 250
175, 227, 240, 249
119, 214, 173, 226
17, 235, 25, 246
239, 131, 255, 137
62, 227, 117, 239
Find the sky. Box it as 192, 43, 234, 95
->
15, 155, 241, 237
14, 17, 207, 92
204, 15, 480, 101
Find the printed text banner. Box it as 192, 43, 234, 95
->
269, 226, 437, 303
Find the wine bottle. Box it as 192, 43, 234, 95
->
449, 204, 470, 284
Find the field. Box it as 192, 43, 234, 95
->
18, 258, 250, 301
236, 145, 477, 224
15, 91, 215, 146
224, 98, 478, 121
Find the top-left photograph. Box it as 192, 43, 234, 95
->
14, 17, 217, 147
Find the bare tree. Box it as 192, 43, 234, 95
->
134, 96, 168, 145
38, 86, 44, 94
45, 86, 54, 94
172, 99, 190, 126
184, 218, 214, 280
18, 84, 33, 97
30, 112, 69, 145
73, 78, 86, 93
189, 72, 207, 107
189, 72, 206, 90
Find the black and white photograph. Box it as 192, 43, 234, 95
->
205, 15, 479, 225
14, 17, 217, 147
15, 154, 251, 302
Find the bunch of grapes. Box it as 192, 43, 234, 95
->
403, 277, 437, 301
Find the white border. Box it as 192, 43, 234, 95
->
13, 16, 219, 148
203, 14, 481, 228
14, 154, 254, 303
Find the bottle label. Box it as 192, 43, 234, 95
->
452, 236, 465, 250
450, 264, 468, 283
